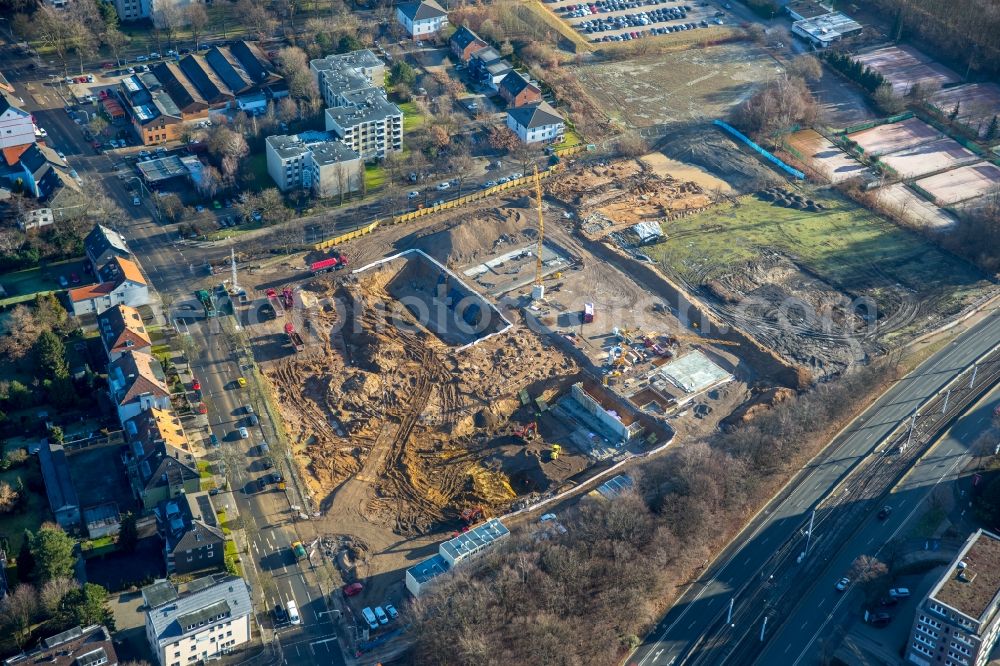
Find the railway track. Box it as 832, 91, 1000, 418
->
681, 351, 1000, 666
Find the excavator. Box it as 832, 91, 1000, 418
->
513, 422, 538, 441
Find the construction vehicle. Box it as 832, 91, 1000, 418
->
196, 289, 216, 317
310, 253, 348, 274
266, 288, 284, 316
284, 322, 304, 352
584, 302, 595, 323
291, 541, 307, 560
281, 287, 293, 309
549, 444, 562, 461
514, 422, 538, 441
531, 165, 545, 301
460, 507, 484, 524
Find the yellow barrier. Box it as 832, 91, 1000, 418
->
312, 165, 565, 249
554, 144, 586, 157
314, 220, 379, 251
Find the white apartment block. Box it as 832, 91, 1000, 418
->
143, 575, 253, 666
310, 50, 386, 109
905, 530, 1000, 666
265, 132, 362, 199
324, 89, 402, 160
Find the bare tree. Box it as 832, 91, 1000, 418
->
848, 554, 889, 603
0, 584, 39, 648
0, 482, 18, 513
788, 55, 823, 82
0, 305, 42, 361
186, 3, 210, 51
103, 26, 130, 67
40, 576, 79, 614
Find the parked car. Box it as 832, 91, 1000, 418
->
870, 612, 892, 627
888, 588, 910, 599
248, 414, 259, 426
238, 426, 249, 439
408, 190, 419, 199
435, 181, 450, 190
835, 577, 850, 592
132, 196, 141, 206
343, 582, 364, 597
877, 506, 892, 520
361, 607, 378, 630
879, 596, 898, 607
384, 603, 398, 619
272, 604, 288, 624
58, 275, 69, 288
374, 606, 389, 625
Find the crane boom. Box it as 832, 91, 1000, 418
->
533, 165, 544, 287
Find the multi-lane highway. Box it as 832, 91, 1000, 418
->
759, 383, 1000, 665
632, 308, 1000, 666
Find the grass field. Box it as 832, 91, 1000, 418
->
365, 163, 387, 191
571, 42, 775, 127
398, 101, 425, 133
646, 193, 987, 318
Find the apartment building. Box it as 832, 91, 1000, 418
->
143, 575, 253, 666
310, 50, 385, 108
506, 102, 565, 144
324, 90, 402, 160
265, 132, 362, 198
396, 0, 448, 38
905, 530, 1000, 666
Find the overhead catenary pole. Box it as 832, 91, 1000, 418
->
970, 365, 978, 389
727, 598, 735, 626
230, 248, 239, 294
805, 509, 815, 555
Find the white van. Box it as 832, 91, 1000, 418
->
286, 600, 300, 625
361, 607, 378, 630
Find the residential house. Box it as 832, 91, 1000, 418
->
157, 493, 225, 574
143, 575, 253, 666
68, 256, 150, 317
498, 71, 542, 108
396, 0, 449, 38
84, 224, 130, 275
98, 304, 152, 362
450, 26, 488, 63
0, 91, 34, 151
17, 144, 64, 200
38, 440, 81, 531
122, 408, 199, 509
107, 350, 171, 424
3, 625, 118, 666
324, 90, 403, 160
469, 47, 512, 91
18, 207, 54, 231
265, 132, 362, 198
506, 102, 565, 144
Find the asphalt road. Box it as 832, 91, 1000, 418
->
758, 383, 1000, 665
631, 308, 1000, 666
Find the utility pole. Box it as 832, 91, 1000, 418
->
970, 365, 978, 389
902, 411, 918, 453
727, 598, 734, 626
805, 509, 815, 555
760, 616, 768, 642
230, 248, 239, 294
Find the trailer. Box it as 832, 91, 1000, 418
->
265, 288, 284, 316
284, 322, 304, 352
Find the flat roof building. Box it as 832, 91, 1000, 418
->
785, 0, 833, 21
905, 529, 1000, 666
324, 90, 403, 160
405, 519, 510, 597
791, 12, 863, 48
265, 131, 362, 199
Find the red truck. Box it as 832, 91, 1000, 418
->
265, 288, 284, 316
284, 322, 304, 352
309, 253, 348, 274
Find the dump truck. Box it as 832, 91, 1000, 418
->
514, 422, 538, 442
196, 289, 216, 317
309, 253, 349, 274
265, 288, 284, 316
284, 322, 304, 352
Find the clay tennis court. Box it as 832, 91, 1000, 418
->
930, 83, 1000, 138
854, 45, 959, 96
786, 129, 867, 183
915, 162, 1000, 205
848, 118, 941, 157
879, 136, 979, 179
877, 184, 956, 230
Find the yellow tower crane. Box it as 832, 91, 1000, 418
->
532, 165, 545, 301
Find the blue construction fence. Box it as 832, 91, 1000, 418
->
712, 120, 806, 180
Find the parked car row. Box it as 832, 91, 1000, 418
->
563, 0, 692, 17
591, 19, 715, 41
360, 603, 399, 630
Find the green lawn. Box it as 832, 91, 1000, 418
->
644, 192, 989, 336
553, 128, 584, 150
0, 258, 89, 308
398, 101, 425, 133
365, 163, 387, 191
244, 153, 270, 192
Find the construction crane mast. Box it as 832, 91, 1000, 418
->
532, 165, 545, 301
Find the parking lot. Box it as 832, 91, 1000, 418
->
546, 0, 723, 43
